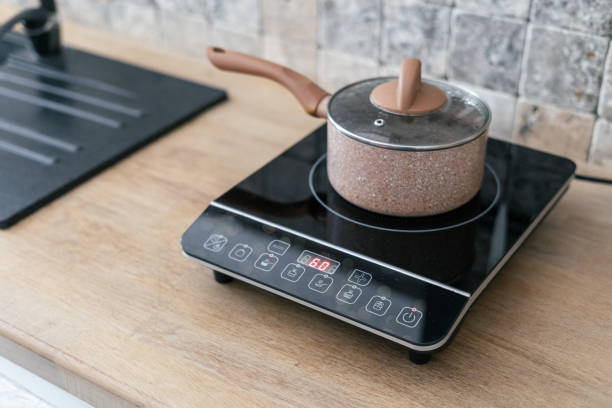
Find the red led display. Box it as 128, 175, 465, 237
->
297, 250, 340, 273
308, 257, 331, 271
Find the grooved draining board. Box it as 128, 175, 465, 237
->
0, 34, 226, 228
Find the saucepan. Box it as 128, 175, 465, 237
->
206, 47, 491, 217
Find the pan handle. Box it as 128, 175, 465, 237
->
207, 46, 329, 118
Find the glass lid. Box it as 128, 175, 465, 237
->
327, 77, 491, 151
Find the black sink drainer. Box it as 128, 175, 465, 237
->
0, 33, 226, 228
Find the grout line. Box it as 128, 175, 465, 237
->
586, 119, 599, 162
588, 40, 612, 162
594, 38, 612, 115
376, 0, 383, 72
445, 4, 457, 81
526, 0, 534, 22
514, 14, 530, 98
258, 0, 263, 37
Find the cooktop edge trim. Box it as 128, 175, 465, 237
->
182, 250, 441, 352
460, 175, 574, 316
192, 175, 571, 353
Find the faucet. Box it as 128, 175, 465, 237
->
0, 0, 61, 57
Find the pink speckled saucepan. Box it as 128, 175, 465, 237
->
207, 47, 491, 217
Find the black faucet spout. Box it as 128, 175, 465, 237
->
0, 0, 61, 57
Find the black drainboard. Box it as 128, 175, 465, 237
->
0, 33, 226, 228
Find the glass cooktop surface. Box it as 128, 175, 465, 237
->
213, 126, 575, 294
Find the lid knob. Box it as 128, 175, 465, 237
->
370, 59, 446, 114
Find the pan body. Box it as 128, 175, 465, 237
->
326, 123, 488, 217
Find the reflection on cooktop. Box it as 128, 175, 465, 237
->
216, 126, 576, 293
309, 154, 500, 233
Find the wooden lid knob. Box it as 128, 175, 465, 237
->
370, 59, 446, 115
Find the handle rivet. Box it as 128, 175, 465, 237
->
374, 118, 385, 127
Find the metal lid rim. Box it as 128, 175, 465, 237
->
327, 77, 492, 151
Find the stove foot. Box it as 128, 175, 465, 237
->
409, 352, 431, 365
213, 271, 233, 284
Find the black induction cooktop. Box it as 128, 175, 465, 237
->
181, 125, 575, 364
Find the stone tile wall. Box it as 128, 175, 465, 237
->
2, 0, 612, 167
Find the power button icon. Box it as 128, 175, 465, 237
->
396, 307, 423, 328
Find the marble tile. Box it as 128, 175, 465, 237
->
318, 0, 381, 59
56, 0, 110, 29
263, 36, 317, 80
590, 119, 612, 166
378, 64, 436, 80
108, 0, 160, 43
531, 0, 612, 36
378, 63, 444, 80
451, 81, 516, 140
597, 48, 612, 119
381, 0, 450, 78
448, 10, 525, 93
210, 26, 262, 55
0, 0, 34, 7
317, 50, 378, 91
262, 0, 317, 44
512, 99, 595, 161
520, 25, 608, 113
160, 11, 210, 56
212, 0, 260, 35
455, 0, 530, 18
156, 0, 211, 19
0, 374, 55, 408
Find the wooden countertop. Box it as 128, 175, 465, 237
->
1, 13, 611, 408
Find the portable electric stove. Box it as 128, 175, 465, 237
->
181, 125, 575, 364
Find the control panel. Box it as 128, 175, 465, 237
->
182, 205, 468, 348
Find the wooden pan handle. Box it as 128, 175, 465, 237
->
397, 59, 421, 111
206, 47, 330, 118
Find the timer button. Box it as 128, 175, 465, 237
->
268, 239, 290, 255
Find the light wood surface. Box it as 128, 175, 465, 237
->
1, 11, 611, 408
